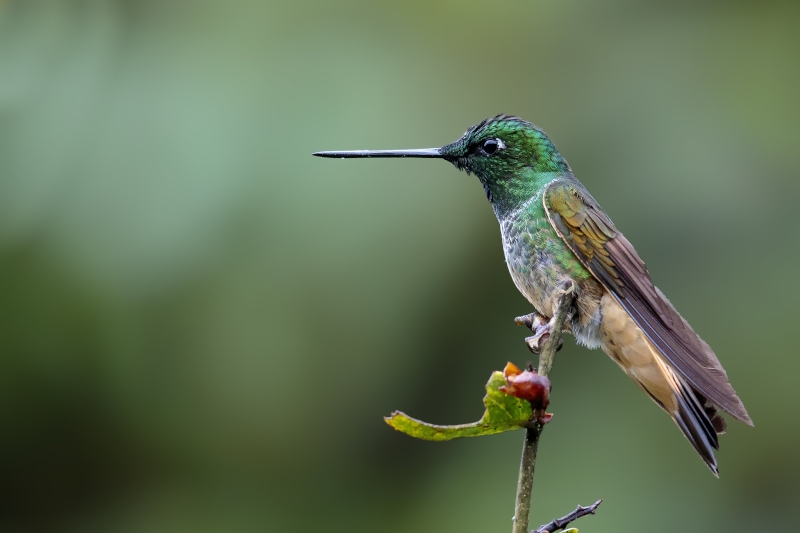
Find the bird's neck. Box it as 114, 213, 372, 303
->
487, 170, 567, 220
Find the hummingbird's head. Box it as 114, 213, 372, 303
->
313, 115, 570, 214
439, 115, 570, 203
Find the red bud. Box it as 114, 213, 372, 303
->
499, 362, 551, 412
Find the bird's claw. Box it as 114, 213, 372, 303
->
557, 279, 576, 295
521, 314, 563, 354
515, 312, 548, 330
525, 331, 563, 354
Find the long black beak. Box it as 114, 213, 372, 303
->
313, 148, 443, 159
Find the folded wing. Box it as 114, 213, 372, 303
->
543, 178, 752, 425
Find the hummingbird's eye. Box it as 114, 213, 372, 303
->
481, 138, 504, 155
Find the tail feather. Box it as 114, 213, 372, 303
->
696, 390, 728, 434
671, 376, 722, 475
598, 293, 729, 476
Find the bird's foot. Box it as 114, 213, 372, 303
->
515, 312, 563, 354
557, 279, 576, 295
525, 321, 563, 354
514, 311, 547, 330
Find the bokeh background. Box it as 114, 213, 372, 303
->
0, 0, 798, 531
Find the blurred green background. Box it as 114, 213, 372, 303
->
0, 0, 798, 531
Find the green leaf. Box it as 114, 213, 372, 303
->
384, 370, 532, 441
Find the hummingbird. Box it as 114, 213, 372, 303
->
314, 115, 752, 475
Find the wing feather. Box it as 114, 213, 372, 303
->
544, 179, 752, 425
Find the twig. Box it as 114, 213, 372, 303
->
533, 500, 603, 533
535, 283, 574, 378
512, 283, 575, 533
512, 425, 540, 533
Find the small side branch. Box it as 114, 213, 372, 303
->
533, 500, 603, 533
511, 285, 575, 533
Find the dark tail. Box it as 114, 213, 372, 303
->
672, 378, 726, 476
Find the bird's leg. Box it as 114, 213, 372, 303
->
515, 312, 564, 354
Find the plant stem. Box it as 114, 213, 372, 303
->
513, 424, 542, 533
535, 285, 574, 378
512, 285, 574, 533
